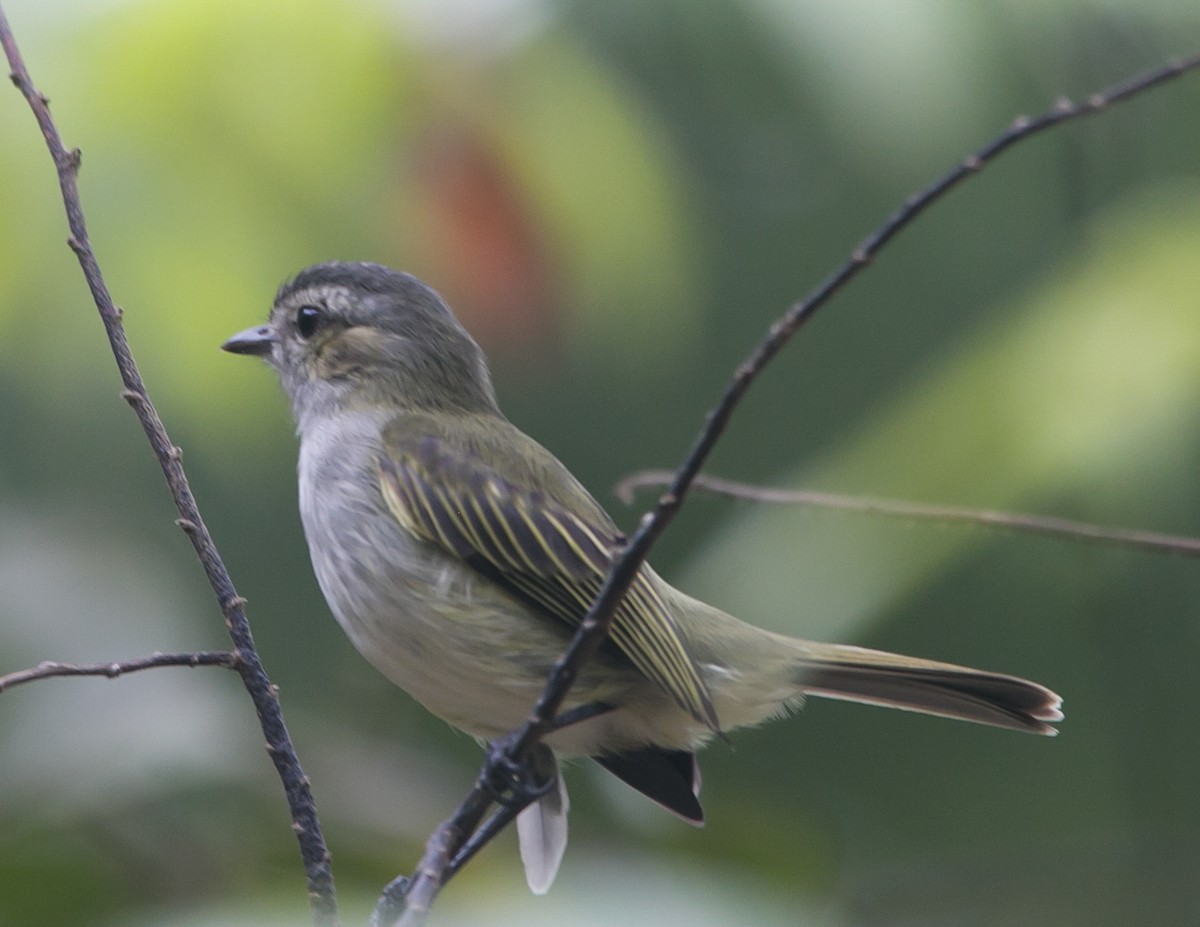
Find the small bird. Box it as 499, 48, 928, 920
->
224, 261, 1062, 893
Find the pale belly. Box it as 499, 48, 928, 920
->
295, 418, 691, 754
293, 411, 768, 757
308, 514, 697, 755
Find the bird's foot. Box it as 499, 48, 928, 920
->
483, 736, 556, 809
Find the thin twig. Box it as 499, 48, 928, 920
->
0, 8, 338, 924
389, 784, 493, 927
0, 651, 238, 694
616, 471, 1200, 558
387, 52, 1200, 920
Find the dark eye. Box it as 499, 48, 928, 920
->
295, 304, 324, 339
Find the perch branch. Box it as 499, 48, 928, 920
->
616, 472, 1200, 558
384, 50, 1200, 925
0, 7, 338, 924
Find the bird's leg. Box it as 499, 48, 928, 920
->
445, 803, 520, 878
482, 736, 556, 808
481, 701, 613, 808
450, 702, 615, 884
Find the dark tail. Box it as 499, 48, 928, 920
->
795, 643, 1062, 735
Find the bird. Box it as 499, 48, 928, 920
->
223, 261, 1062, 893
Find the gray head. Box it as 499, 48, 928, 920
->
223, 262, 499, 429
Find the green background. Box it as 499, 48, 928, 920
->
2, 1, 1199, 924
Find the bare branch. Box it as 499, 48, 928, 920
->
387, 51, 1200, 919
0, 651, 238, 694
616, 471, 1200, 558
389, 786, 491, 927
0, 7, 338, 924
508, 50, 1200, 747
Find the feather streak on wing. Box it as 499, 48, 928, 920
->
436, 490, 480, 560
474, 490, 529, 572
377, 437, 717, 729
459, 493, 512, 567
434, 483, 484, 555
532, 510, 589, 577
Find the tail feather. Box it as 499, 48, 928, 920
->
796, 644, 1063, 735
594, 747, 705, 824
516, 766, 570, 894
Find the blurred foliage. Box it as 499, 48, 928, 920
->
2, 1, 1200, 925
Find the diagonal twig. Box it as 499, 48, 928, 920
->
0, 7, 338, 924
505, 49, 1200, 754
386, 51, 1200, 924
615, 471, 1200, 558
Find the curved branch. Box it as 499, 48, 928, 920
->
0, 7, 338, 924
386, 51, 1200, 923
508, 49, 1200, 751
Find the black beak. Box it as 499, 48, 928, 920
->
222, 325, 275, 357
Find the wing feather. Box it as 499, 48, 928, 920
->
377, 432, 717, 729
